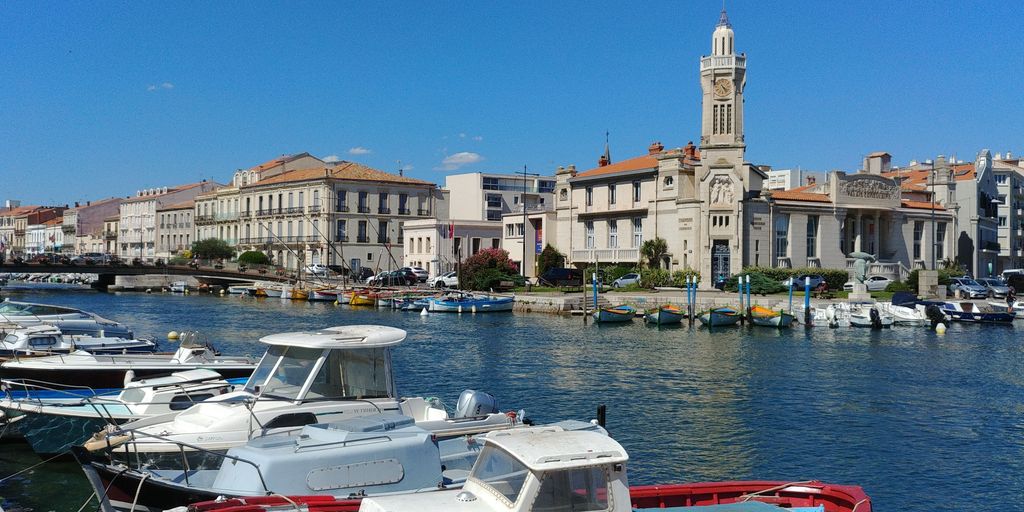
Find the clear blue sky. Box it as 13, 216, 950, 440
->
2, 1, 1022, 205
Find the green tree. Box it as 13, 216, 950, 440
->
461, 248, 519, 291
640, 237, 668, 268
191, 238, 234, 260
237, 250, 271, 265
536, 244, 566, 276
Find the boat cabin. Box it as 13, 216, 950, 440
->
243, 325, 402, 402
0, 324, 67, 355
360, 428, 629, 512
118, 369, 234, 416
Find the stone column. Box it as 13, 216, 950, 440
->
873, 212, 881, 257
854, 212, 863, 253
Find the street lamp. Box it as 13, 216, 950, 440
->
930, 160, 936, 270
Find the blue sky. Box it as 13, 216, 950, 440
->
2, 1, 1022, 205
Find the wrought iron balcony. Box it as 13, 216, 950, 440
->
358, 206, 370, 214
335, 205, 350, 213
357, 235, 370, 243
378, 207, 391, 214
398, 207, 411, 215
417, 208, 430, 216
307, 205, 322, 214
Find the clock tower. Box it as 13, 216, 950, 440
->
700, 8, 746, 160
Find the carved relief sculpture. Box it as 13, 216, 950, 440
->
709, 176, 734, 205
839, 179, 899, 201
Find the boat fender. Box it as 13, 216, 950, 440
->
123, 369, 136, 387
936, 323, 947, 334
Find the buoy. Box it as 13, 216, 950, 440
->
420, 307, 428, 316
146, 288, 153, 294
471, 305, 477, 314
936, 323, 947, 334
219, 289, 225, 295
333, 300, 339, 306
458, 305, 463, 314
168, 331, 180, 340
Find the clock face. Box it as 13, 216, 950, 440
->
714, 78, 732, 98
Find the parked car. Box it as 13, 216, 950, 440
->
430, 271, 459, 288
70, 252, 105, 265
842, 275, 892, 292
611, 272, 641, 288
401, 266, 429, 283
999, 268, 1024, 281
539, 267, 584, 287
303, 264, 331, 277
975, 277, 1010, 298
782, 274, 825, 289
367, 270, 416, 286
948, 277, 988, 299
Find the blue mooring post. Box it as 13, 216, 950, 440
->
737, 274, 745, 324
684, 275, 691, 324
803, 276, 812, 328
592, 272, 598, 319
745, 275, 752, 320
691, 277, 699, 326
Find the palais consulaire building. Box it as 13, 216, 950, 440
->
513, 9, 991, 288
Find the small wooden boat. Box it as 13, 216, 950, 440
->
644, 304, 683, 325
428, 293, 514, 312
593, 305, 635, 323
698, 306, 741, 327
749, 305, 795, 328
349, 290, 376, 306
937, 301, 1014, 323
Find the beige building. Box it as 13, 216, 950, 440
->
156, 200, 194, 259
103, 216, 119, 255
119, 181, 220, 261
501, 207, 558, 278
235, 160, 445, 274
62, 197, 123, 255
1, 206, 65, 257
992, 155, 1024, 271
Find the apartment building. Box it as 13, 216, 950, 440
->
119, 181, 220, 261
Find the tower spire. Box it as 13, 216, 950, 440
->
602, 130, 611, 165
717, 2, 731, 28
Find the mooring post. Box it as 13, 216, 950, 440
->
804, 276, 812, 328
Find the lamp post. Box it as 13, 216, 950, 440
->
517, 166, 540, 278
930, 160, 936, 270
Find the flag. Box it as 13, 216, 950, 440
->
449, 222, 455, 239
440, 223, 446, 239
49, 234, 55, 243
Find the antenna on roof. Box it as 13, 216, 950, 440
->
397, 160, 404, 177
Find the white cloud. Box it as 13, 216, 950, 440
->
147, 82, 175, 92
402, 164, 414, 171
348, 146, 372, 155
323, 155, 341, 163
458, 133, 467, 139
472, 135, 483, 141
437, 152, 484, 171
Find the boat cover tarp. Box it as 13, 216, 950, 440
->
891, 291, 920, 306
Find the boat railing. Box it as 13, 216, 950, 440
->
1, 377, 102, 403
107, 429, 271, 492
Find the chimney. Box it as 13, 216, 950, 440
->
648, 141, 665, 155
683, 141, 697, 158
1006, 151, 1013, 159
74, 202, 79, 207
568, 164, 577, 177
598, 154, 610, 167
806, 175, 816, 186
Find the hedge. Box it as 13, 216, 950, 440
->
724, 272, 786, 294
739, 266, 850, 290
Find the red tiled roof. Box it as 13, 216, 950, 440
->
902, 200, 945, 210
0, 205, 44, 217
574, 154, 659, 179
122, 182, 211, 203
247, 162, 433, 187
769, 189, 832, 203
158, 200, 195, 211
42, 217, 63, 226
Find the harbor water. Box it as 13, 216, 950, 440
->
1, 288, 1022, 511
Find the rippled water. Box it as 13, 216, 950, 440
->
1, 288, 1022, 511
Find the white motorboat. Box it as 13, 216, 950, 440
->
987, 300, 1024, 318
877, 302, 927, 325
0, 324, 157, 357
0, 368, 234, 456
848, 303, 893, 328
0, 299, 135, 338
0, 332, 257, 390
73, 415, 605, 512
226, 283, 255, 295
169, 281, 188, 293
794, 302, 847, 327
86, 326, 522, 470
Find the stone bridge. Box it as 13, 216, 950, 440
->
0, 263, 292, 289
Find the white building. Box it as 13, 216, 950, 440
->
402, 219, 502, 276
444, 172, 555, 222
119, 181, 220, 261
765, 168, 827, 191
992, 154, 1023, 272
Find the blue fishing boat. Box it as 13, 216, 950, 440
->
644, 304, 684, 325
698, 306, 742, 327
593, 305, 636, 323
427, 293, 514, 312
933, 301, 1014, 323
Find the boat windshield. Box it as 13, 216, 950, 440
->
470, 446, 530, 506
305, 347, 391, 399
0, 303, 80, 316
243, 345, 325, 400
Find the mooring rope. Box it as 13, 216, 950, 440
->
0, 451, 67, 484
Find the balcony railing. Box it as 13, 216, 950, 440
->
13, 229, 25, 236
377, 236, 390, 244
571, 248, 639, 263
282, 207, 304, 215
358, 206, 370, 214
215, 212, 239, 222
775, 257, 792, 268
195, 215, 216, 224
256, 209, 274, 217
378, 207, 391, 214
308, 205, 322, 214
103, 231, 118, 240
398, 207, 411, 215
700, 54, 746, 71
336, 235, 349, 242
336, 205, 350, 213
417, 208, 430, 216
61, 225, 76, 234
357, 235, 370, 243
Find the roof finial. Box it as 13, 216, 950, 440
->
603, 130, 611, 165
717, 1, 731, 28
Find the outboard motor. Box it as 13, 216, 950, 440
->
454, 389, 499, 419
869, 306, 883, 330
925, 303, 948, 329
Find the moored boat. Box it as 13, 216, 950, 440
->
181, 428, 872, 512
593, 304, 635, 323
169, 281, 188, 293
749, 305, 795, 328
698, 306, 742, 327
644, 304, 683, 325
0, 324, 157, 357
349, 290, 377, 306
935, 301, 1014, 323
428, 292, 514, 312
848, 303, 894, 328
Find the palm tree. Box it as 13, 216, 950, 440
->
640, 237, 668, 269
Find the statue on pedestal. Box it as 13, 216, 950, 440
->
847, 251, 877, 283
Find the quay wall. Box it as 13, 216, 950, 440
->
108, 275, 201, 292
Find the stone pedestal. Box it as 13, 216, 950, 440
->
849, 282, 871, 301
918, 270, 939, 299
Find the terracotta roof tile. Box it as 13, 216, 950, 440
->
122, 182, 212, 203
574, 154, 659, 179
247, 162, 433, 187
902, 200, 945, 210
158, 200, 195, 211
769, 189, 832, 203
42, 217, 64, 226
0, 205, 45, 217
